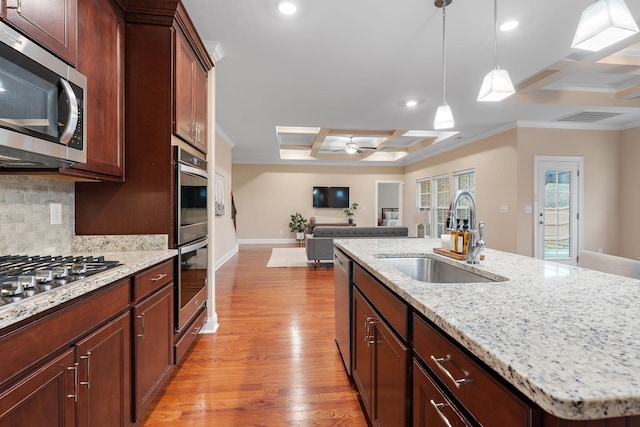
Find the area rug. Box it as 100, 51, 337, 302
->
266, 247, 309, 268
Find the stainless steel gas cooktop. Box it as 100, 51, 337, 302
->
0, 255, 120, 305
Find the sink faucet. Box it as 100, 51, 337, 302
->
446, 190, 485, 264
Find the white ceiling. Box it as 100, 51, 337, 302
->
183, 0, 640, 166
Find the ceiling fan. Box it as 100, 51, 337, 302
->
336, 137, 378, 154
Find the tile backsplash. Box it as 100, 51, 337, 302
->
0, 176, 74, 255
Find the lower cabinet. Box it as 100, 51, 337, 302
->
76, 312, 131, 427
132, 282, 174, 421
413, 360, 473, 427
352, 287, 408, 427
0, 349, 76, 426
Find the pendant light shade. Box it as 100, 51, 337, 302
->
434, 104, 455, 130
434, 0, 455, 130
477, 0, 515, 102
478, 68, 515, 101
572, 0, 639, 51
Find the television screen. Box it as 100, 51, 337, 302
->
313, 186, 349, 208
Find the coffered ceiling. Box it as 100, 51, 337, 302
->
183, 0, 640, 166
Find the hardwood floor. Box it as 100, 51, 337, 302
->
138, 244, 368, 426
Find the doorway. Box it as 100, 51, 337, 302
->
376, 181, 403, 227
533, 156, 583, 265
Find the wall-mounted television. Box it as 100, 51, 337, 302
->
313, 186, 349, 208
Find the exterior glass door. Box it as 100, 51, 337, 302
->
534, 158, 582, 265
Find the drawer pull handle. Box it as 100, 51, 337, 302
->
7, 0, 21, 14
66, 363, 78, 402
80, 351, 91, 388
430, 400, 454, 427
430, 355, 468, 388
150, 273, 168, 282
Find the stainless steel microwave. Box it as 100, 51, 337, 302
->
0, 21, 86, 168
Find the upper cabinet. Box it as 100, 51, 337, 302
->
174, 23, 208, 154
2, 0, 78, 65
68, 0, 125, 181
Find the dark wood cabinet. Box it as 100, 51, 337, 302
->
75, 312, 131, 427
413, 313, 540, 427
2, 0, 77, 65
174, 22, 208, 154
413, 359, 473, 427
0, 348, 76, 426
75, 2, 212, 238
67, 0, 124, 181
352, 285, 408, 427
132, 262, 174, 422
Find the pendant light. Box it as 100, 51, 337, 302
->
572, 0, 639, 51
477, 0, 515, 102
434, 0, 454, 130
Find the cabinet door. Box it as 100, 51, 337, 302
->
69, 0, 124, 180
192, 64, 208, 153
352, 288, 374, 419
413, 360, 473, 427
76, 312, 131, 427
3, 0, 77, 64
374, 316, 408, 427
174, 26, 196, 145
132, 284, 174, 422
0, 349, 76, 427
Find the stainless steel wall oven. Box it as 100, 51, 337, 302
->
174, 147, 208, 331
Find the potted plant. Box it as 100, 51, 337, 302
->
288, 212, 308, 241
343, 202, 358, 224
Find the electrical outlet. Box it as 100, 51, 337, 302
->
500, 205, 509, 213
50, 203, 62, 225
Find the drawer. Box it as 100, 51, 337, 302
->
133, 259, 174, 301
413, 359, 473, 427
413, 313, 540, 427
174, 307, 206, 365
353, 263, 408, 340
0, 279, 130, 387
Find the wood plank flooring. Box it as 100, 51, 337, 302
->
137, 244, 367, 426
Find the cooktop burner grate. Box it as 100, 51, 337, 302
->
0, 255, 120, 306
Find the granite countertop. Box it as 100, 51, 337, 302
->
0, 249, 177, 331
335, 237, 640, 421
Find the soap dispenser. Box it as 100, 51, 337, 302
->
452, 219, 461, 253
447, 220, 458, 252
462, 220, 470, 255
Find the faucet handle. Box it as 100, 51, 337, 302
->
478, 221, 484, 241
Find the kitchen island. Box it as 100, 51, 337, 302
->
335, 237, 640, 423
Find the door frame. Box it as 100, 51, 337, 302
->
375, 181, 403, 227
533, 156, 584, 264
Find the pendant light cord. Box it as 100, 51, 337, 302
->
441, 4, 447, 105
493, 0, 498, 69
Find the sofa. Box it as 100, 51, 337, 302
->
306, 226, 409, 265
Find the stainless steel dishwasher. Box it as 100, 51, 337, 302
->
334, 248, 352, 375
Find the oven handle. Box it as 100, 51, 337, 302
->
179, 238, 208, 254
179, 163, 208, 180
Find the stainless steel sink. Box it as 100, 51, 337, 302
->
379, 256, 504, 283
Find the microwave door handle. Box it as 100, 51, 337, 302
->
59, 78, 79, 145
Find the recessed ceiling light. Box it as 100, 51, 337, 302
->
500, 20, 519, 32
405, 99, 418, 108
277, 0, 297, 15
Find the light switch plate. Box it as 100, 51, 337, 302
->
50, 203, 62, 225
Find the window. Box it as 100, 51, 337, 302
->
433, 175, 450, 237
453, 170, 475, 226
416, 178, 431, 236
